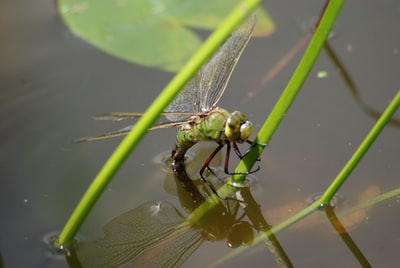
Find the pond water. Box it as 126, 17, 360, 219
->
0, 0, 399, 267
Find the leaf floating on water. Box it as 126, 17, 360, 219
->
57, 0, 274, 72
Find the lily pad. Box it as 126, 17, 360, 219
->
58, 0, 274, 72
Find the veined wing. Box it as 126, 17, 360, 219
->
164, 74, 201, 121
92, 112, 194, 121
77, 16, 255, 142
199, 15, 256, 111
74, 112, 193, 142
76, 201, 203, 268
164, 15, 256, 121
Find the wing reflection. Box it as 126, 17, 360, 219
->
69, 139, 288, 267
70, 174, 264, 267
75, 200, 202, 268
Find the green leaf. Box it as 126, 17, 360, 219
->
58, 0, 274, 72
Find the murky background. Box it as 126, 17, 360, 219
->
0, 0, 399, 267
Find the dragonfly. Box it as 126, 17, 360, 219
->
76, 15, 259, 186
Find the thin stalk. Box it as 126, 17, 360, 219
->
228, 0, 344, 185
346, 186, 400, 213
209, 0, 345, 263
318, 90, 400, 203
222, 90, 399, 261
252, 91, 400, 262
55, 0, 262, 248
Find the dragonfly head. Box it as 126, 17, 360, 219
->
227, 221, 254, 248
225, 111, 253, 143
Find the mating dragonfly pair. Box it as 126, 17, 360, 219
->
77, 15, 260, 190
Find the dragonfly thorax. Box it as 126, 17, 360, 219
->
175, 108, 252, 151
225, 111, 253, 143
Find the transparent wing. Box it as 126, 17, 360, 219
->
165, 15, 256, 121
73, 120, 190, 143
164, 74, 201, 121
199, 15, 256, 111
92, 112, 195, 121
76, 201, 203, 268
73, 125, 135, 142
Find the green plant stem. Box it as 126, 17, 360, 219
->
223, 89, 399, 262
228, 0, 344, 185
55, 0, 262, 248
210, 0, 344, 263
318, 90, 400, 204
275, 90, 399, 230
346, 186, 400, 213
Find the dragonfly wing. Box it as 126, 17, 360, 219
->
92, 112, 146, 121
76, 201, 202, 268
93, 112, 195, 122
164, 74, 201, 121
74, 120, 191, 142
199, 15, 256, 111
164, 15, 255, 120
73, 125, 134, 142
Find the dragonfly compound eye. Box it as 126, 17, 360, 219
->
232, 111, 247, 121
225, 112, 252, 142
239, 121, 253, 142
226, 113, 242, 140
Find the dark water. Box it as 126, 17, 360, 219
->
0, 0, 399, 267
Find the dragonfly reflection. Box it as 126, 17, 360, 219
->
72, 172, 260, 267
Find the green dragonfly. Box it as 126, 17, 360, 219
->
76, 15, 258, 183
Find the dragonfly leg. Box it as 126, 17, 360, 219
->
224, 142, 233, 172
246, 140, 268, 148
231, 140, 261, 161
199, 143, 225, 195
231, 141, 244, 159
244, 140, 268, 161
224, 141, 261, 176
